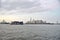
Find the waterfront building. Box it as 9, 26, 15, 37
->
26, 20, 46, 24
11, 21, 23, 25
0, 20, 9, 24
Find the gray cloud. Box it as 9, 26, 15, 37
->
58, 0, 60, 2
1, 0, 40, 10
0, 0, 59, 15
0, 0, 1, 8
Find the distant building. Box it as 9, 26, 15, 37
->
11, 21, 23, 25
26, 20, 47, 24
0, 20, 9, 24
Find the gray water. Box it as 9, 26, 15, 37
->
0, 24, 60, 40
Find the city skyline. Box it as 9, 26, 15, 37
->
0, 0, 60, 23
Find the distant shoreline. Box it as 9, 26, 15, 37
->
0, 23, 60, 25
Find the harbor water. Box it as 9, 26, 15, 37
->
0, 24, 60, 40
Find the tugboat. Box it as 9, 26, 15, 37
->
11, 21, 23, 25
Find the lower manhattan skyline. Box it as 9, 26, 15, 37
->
0, 0, 60, 23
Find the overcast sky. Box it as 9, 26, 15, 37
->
0, 0, 60, 23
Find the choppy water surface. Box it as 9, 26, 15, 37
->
0, 24, 60, 40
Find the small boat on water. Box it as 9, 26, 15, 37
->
11, 21, 23, 25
